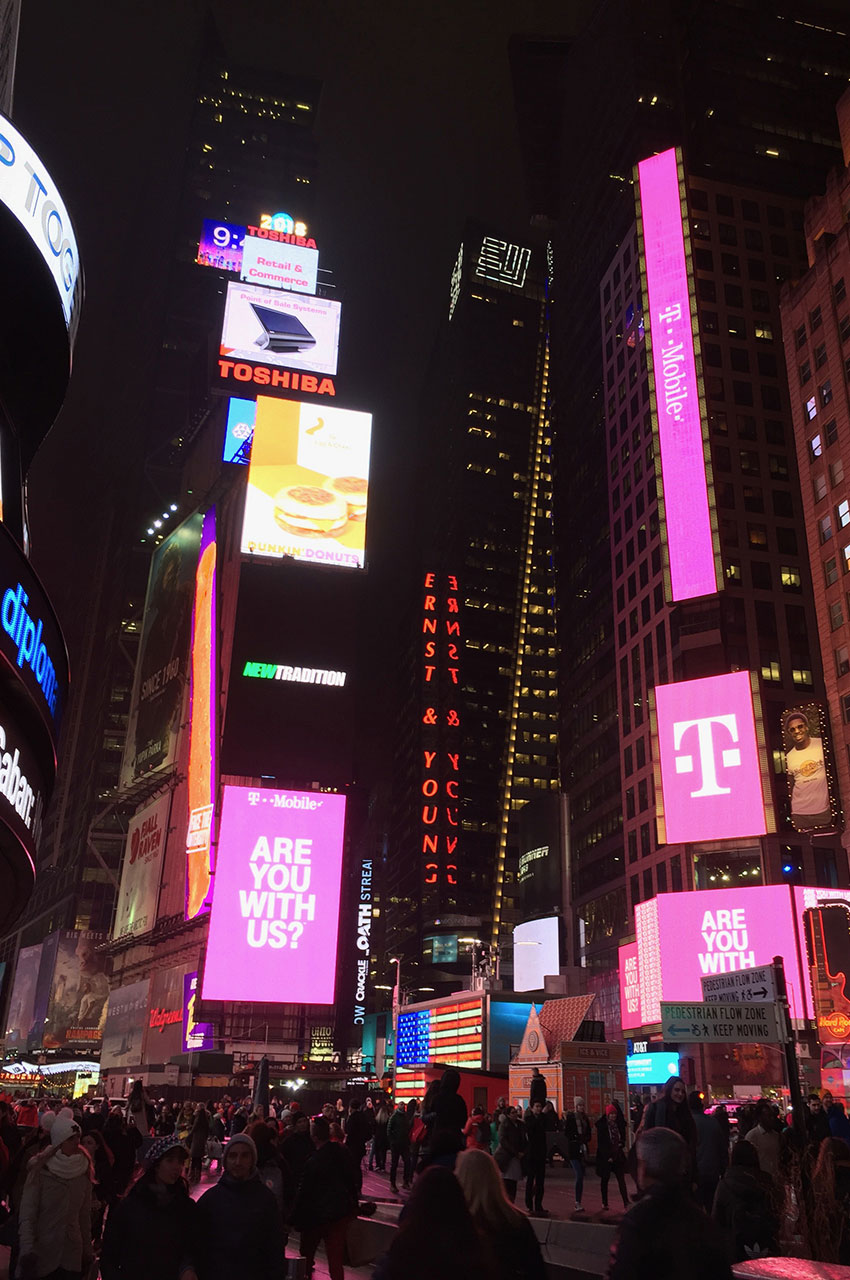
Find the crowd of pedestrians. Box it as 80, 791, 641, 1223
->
1, 1073, 850, 1277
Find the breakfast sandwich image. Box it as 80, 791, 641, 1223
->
241, 396, 373, 570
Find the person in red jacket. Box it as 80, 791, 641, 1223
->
463, 1108, 491, 1151
15, 1098, 38, 1128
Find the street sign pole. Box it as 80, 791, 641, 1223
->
774, 955, 806, 1140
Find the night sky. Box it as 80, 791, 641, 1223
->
11, 0, 587, 781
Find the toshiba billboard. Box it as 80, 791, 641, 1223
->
619, 884, 850, 1028
651, 671, 775, 845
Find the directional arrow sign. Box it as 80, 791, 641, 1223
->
701, 964, 777, 1006
661, 1000, 786, 1044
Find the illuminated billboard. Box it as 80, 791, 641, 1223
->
112, 792, 170, 941
221, 562, 358, 786
197, 219, 245, 273
4, 942, 42, 1048
620, 941, 641, 1032
241, 396, 371, 570
781, 702, 841, 834
241, 235, 318, 295
202, 785, 347, 1005
120, 514, 203, 787
652, 671, 774, 845
185, 509, 216, 921
396, 997, 484, 1068
42, 931, 109, 1049
619, 884, 850, 1027
183, 971, 213, 1052
221, 283, 340, 377
513, 916, 560, 992
803, 902, 850, 1043
223, 397, 256, 465
636, 146, 720, 602
627, 1051, 680, 1086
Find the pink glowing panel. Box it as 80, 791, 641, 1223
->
619, 942, 642, 1031
655, 671, 767, 844
202, 785, 346, 1004
649, 887, 806, 1019
638, 147, 717, 601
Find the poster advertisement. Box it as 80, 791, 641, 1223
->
112, 793, 171, 941
43, 932, 109, 1049
241, 396, 372, 570
185, 509, 216, 921
183, 971, 214, 1052
782, 702, 841, 834
220, 283, 341, 377
147, 966, 190, 1063
202, 785, 347, 1005
3, 943, 41, 1048
100, 979, 150, 1069
120, 514, 203, 787
240, 235, 318, 295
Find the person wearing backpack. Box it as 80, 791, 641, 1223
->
387, 1101, 413, 1193
712, 1139, 779, 1262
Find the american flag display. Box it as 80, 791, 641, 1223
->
395, 997, 484, 1068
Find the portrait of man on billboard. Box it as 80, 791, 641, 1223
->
782, 705, 836, 833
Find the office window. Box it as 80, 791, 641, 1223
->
761, 656, 781, 682
739, 450, 759, 475
726, 561, 742, 583
821, 380, 833, 407
836, 645, 850, 678
831, 460, 845, 488
826, 419, 839, 445
810, 305, 823, 333
820, 515, 834, 544
748, 524, 767, 548
800, 360, 813, 386
843, 693, 850, 725
825, 557, 838, 586
781, 565, 801, 591
840, 315, 850, 343
755, 324, 773, 342
792, 666, 813, 688
725, 284, 744, 307
805, 397, 818, 421
843, 542, 850, 573
830, 601, 844, 631
722, 253, 740, 276
835, 277, 846, 304
814, 473, 827, 502
751, 561, 771, 589
777, 528, 797, 555
839, 500, 850, 529
795, 323, 807, 350
815, 343, 828, 369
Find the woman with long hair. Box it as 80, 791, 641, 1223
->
372, 1165, 490, 1280
455, 1147, 546, 1279
808, 1135, 850, 1263
100, 1135, 198, 1280
640, 1076, 697, 1170
126, 1079, 152, 1137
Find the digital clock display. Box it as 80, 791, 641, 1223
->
197, 218, 246, 272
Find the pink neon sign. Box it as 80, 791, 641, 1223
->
619, 885, 850, 1025
202, 785, 346, 1004
620, 941, 641, 1031
638, 147, 717, 601
654, 671, 768, 844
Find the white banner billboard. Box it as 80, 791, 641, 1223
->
112, 793, 171, 941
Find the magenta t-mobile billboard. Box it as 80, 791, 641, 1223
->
636, 146, 719, 602
202, 785, 346, 1004
652, 671, 774, 845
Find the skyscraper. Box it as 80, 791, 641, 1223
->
385, 225, 560, 988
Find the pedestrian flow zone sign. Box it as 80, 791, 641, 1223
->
660, 1000, 786, 1044
700, 964, 776, 1005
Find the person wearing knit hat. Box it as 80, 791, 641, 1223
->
17, 1115, 93, 1278
196, 1130, 286, 1280
39, 1110, 56, 1135
100, 1133, 198, 1280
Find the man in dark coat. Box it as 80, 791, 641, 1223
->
689, 1092, 728, 1212
608, 1128, 733, 1280
343, 1100, 373, 1166
529, 1068, 547, 1107
196, 1132, 285, 1280
295, 1117, 360, 1280
806, 1092, 832, 1149
524, 1100, 549, 1216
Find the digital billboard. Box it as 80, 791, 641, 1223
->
120, 514, 203, 787
241, 235, 318, 295
42, 931, 109, 1049
183, 971, 214, 1052
652, 671, 774, 845
802, 899, 850, 1043
516, 793, 566, 920
221, 283, 340, 377
513, 916, 560, 992
100, 979, 150, 1069
241, 396, 371, 570
197, 218, 245, 273
627, 1051, 680, 1086
636, 146, 720, 603
620, 941, 641, 1032
395, 997, 484, 1068
147, 964, 190, 1062
185, 509, 216, 921
223, 397, 256, 465
202, 785, 347, 1005
220, 562, 358, 786
112, 792, 170, 941
781, 702, 841, 834
619, 884, 850, 1027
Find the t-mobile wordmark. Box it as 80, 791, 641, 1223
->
673, 714, 741, 797
655, 672, 770, 843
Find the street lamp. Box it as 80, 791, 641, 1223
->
389, 956, 402, 1033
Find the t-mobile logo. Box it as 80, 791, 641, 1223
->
673, 715, 741, 797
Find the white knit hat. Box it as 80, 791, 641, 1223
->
50, 1114, 81, 1147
